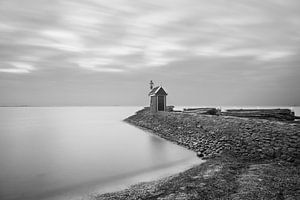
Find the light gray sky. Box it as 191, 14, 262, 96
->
0, 0, 299, 106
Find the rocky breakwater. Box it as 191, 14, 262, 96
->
95, 108, 300, 199
125, 108, 300, 164
223, 108, 295, 121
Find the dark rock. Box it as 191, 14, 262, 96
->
197, 152, 204, 157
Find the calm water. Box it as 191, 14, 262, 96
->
0, 107, 201, 200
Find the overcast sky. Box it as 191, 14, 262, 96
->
0, 0, 299, 106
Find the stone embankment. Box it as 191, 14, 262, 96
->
125, 108, 300, 164
181, 107, 296, 121
95, 108, 300, 199
222, 108, 295, 121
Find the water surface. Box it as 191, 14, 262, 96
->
0, 107, 201, 200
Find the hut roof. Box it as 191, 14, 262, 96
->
148, 86, 168, 96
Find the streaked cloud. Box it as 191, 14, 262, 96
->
0, 0, 299, 74
0, 62, 35, 73
0, 0, 299, 106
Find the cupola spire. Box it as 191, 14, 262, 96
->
150, 80, 154, 90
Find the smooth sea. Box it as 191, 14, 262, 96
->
0, 107, 201, 200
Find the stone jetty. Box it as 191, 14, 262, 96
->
95, 108, 300, 200
222, 108, 295, 121
126, 108, 299, 163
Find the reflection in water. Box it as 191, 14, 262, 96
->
0, 107, 201, 200
148, 135, 168, 163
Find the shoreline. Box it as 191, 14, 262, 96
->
95, 108, 300, 199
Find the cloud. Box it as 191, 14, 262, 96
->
0, 0, 299, 106
0, 0, 299, 74
75, 57, 124, 72
194, 46, 294, 62
0, 62, 35, 73
38, 29, 85, 52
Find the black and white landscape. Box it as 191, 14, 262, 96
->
0, 0, 299, 200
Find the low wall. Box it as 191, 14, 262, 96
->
125, 108, 300, 164
222, 108, 295, 121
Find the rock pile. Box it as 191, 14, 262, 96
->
125, 108, 300, 164
183, 108, 221, 115
222, 108, 295, 121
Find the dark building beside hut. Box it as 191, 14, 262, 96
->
148, 81, 167, 112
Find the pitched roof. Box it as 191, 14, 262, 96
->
148, 86, 168, 96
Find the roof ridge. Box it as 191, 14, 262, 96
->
148, 86, 167, 96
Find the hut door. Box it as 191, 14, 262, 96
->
157, 96, 165, 111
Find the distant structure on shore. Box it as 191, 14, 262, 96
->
148, 81, 167, 112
